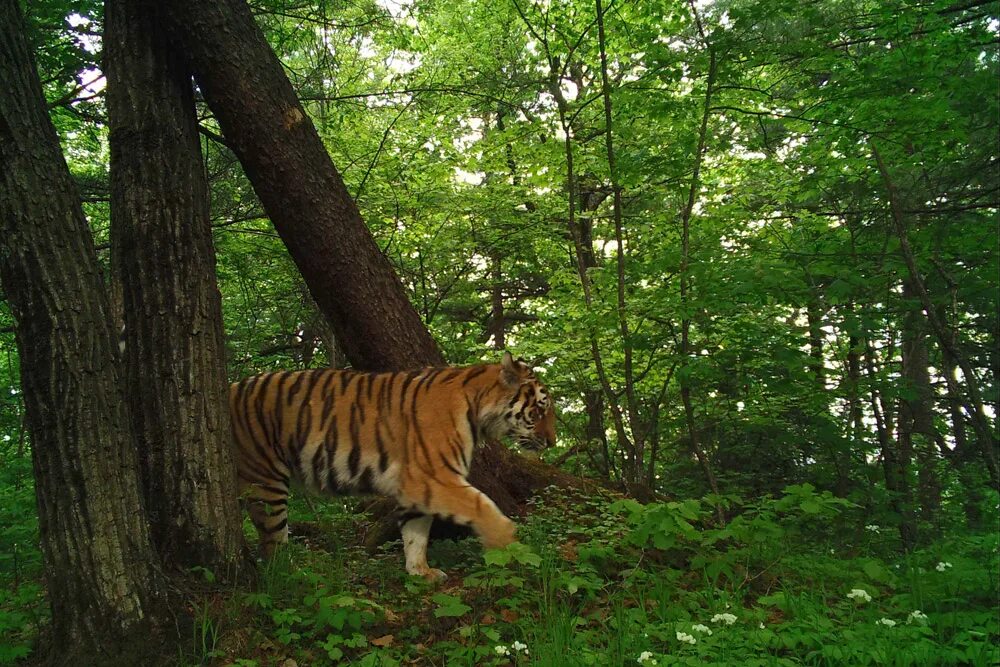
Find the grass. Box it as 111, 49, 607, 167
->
2, 477, 998, 666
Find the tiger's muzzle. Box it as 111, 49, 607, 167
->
517, 404, 556, 451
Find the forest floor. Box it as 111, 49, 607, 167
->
2, 466, 998, 666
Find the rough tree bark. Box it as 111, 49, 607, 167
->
158, 0, 585, 540
0, 0, 166, 660
106, 0, 248, 576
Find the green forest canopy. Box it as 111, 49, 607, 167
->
1, 0, 998, 664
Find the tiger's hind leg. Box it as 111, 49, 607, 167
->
396, 512, 446, 582
243, 479, 290, 558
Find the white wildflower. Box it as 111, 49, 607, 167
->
759, 622, 766, 629
1, 434, 10, 442
935, 561, 952, 572
847, 588, 872, 602
876, 618, 896, 627
865, 524, 880, 532
691, 623, 712, 635
511, 640, 528, 655
637, 651, 657, 665
676, 631, 697, 645
711, 612, 737, 625
494, 645, 510, 656
907, 610, 928, 624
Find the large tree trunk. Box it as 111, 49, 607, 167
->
159, 0, 443, 373
0, 0, 165, 659
106, 0, 248, 576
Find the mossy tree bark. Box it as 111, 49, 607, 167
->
106, 0, 249, 577
0, 0, 166, 659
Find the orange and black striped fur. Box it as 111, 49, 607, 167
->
229, 351, 556, 580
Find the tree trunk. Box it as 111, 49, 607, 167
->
576, 180, 611, 478
159, 0, 443, 372
866, 337, 916, 551
899, 280, 941, 532
843, 303, 863, 497
0, 0, 166, 659
106, 0, 248, 577
488, 251, 506, 351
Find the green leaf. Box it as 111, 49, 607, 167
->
483, 548, 512, 566
862, 560, 891, 583
431, 593, 471, 618
799, 499, 822, 514
758, 592, 787, 608
508, 542, 542, 567
483, 542, 541, 568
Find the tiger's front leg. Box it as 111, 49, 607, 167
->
398, 476, 517, 558
396, 512, 446, 582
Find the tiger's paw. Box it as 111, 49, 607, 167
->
481, 520, 517, 550
424, 568, 447, 582
409, 566, 447, 583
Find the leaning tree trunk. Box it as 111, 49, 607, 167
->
0, 0, 165, 660
106, 0, 248, 577
159, 0, 443, 373
157, 0, 588, 541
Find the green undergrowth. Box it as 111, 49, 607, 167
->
2, 481, 998, 666
0, 455, 45, 666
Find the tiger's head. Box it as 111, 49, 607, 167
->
496, 351, 556, 452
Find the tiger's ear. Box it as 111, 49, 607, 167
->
500, 350, 518, 386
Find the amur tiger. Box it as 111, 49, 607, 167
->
229, 351, 556, 580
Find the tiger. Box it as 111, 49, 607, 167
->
229, 351, 556, 580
